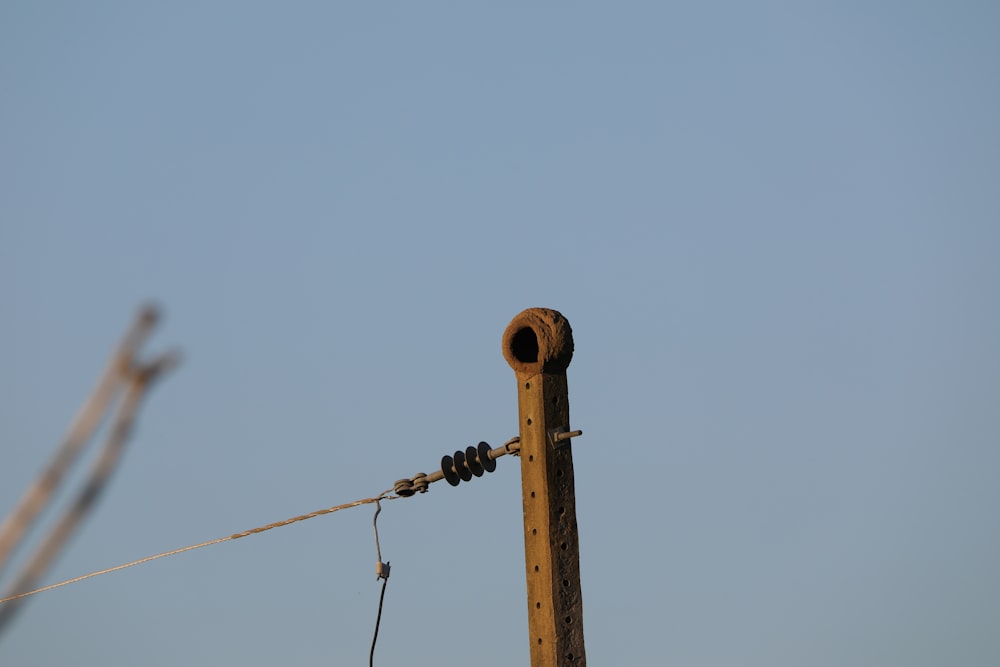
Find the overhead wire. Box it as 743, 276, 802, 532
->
3, 433, 520, 610
2, 433, 518, 657
0, 490, 396, 606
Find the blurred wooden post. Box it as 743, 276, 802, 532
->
503, 308, 586, 667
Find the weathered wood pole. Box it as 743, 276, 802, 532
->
502, 308, 586, 667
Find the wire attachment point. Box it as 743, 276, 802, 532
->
411, 473, 429, 494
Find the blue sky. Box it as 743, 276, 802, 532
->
2, 2, 999, 665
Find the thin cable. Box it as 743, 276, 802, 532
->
0, 491, 396, 606
372, 498, 384, 566
369, 578, 388, 667
370, 499, 390, 667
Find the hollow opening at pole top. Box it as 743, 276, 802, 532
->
510, 327, 539, 363
502, 308, 573, 376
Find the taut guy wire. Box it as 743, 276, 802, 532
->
0, 491, 396, 606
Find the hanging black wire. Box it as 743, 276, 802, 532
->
369, 498, 391, 667
369, 577, 388, 667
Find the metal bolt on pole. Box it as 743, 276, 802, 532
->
502, 308, 586, 667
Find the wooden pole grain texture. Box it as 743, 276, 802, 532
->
503, 308, 586, 667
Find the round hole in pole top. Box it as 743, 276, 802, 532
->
511, 327, 539, 363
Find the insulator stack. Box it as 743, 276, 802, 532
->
393, 438, 518, 497
441, 442, 496, 486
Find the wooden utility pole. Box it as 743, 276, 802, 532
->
502, 308, 586, 667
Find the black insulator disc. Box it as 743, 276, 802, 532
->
479, 441, 497, 473
454, 450, 473, 482
463, 445, 482, 476
441, 455, 461, 486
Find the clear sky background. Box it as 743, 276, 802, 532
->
2, 2, 998, 665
